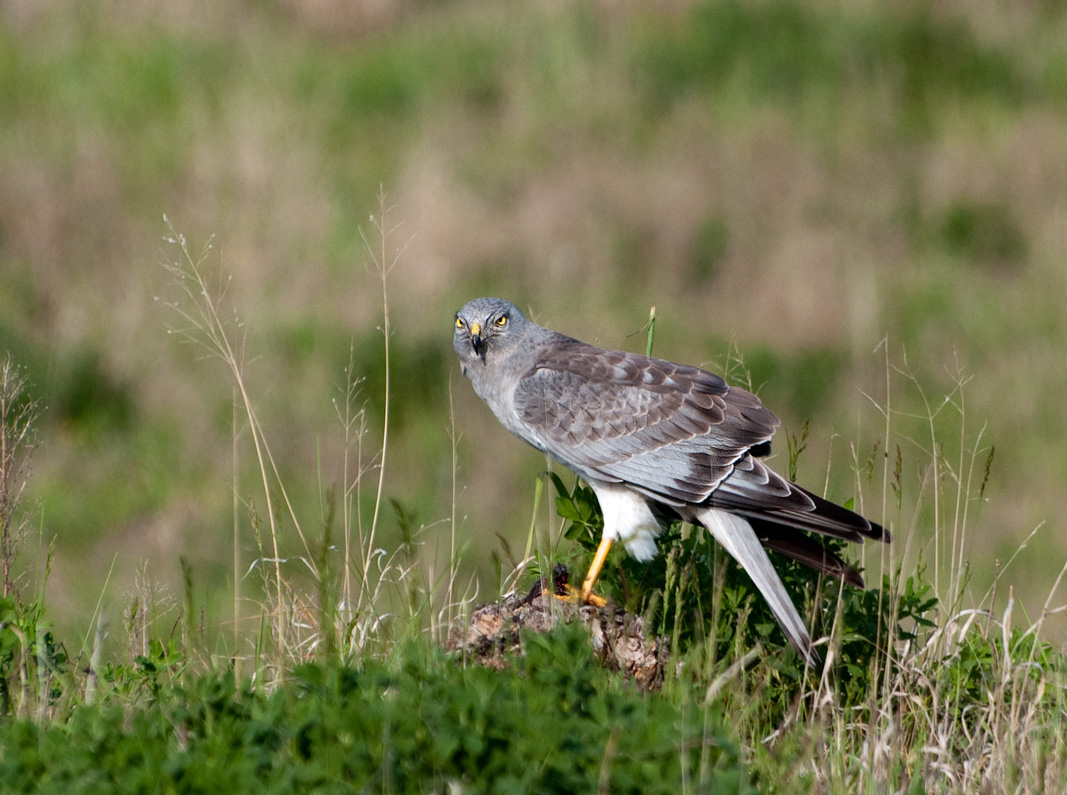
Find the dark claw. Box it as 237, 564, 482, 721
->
551, 563, 570, 596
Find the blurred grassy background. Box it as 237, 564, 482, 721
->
2, 0, 1066, 649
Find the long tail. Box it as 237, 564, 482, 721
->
695, 506, 819, 667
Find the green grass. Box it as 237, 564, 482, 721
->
0, 626, 752, 794
3, 1, 1067, 789
4, 220, 1067, 791
1, 302, 1066, 791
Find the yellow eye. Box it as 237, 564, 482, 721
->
455, 317, 464, 329
495, 315, 508, 327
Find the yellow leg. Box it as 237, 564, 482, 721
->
580, 536, 613, 605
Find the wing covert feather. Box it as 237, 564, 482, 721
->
514, 337, 779, 503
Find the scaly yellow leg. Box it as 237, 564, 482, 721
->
580, 536, 613, 605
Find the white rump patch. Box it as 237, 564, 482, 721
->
588, 481, 662, 561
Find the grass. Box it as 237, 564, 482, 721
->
1, 218, 1065, 792
3, 0, 1067, 790
4, 0, 1067, 641
1, 626, 752, 794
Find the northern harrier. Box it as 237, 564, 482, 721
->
453, 297, 889, 665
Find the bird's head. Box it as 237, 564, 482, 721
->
453, 297, 529, 373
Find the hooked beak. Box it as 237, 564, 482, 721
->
470, 321, 486, 359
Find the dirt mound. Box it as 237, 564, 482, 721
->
449, 565, 669, 690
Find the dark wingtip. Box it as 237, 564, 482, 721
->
866, 519, 892, 544
754, 521, 868, 589
842, 566, 866, 590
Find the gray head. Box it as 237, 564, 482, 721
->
453, 297, 533, 375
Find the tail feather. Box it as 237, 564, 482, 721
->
695, 507, 819, 667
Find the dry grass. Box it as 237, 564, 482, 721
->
2, 0, 1066, 664
0, 206, 1064, 790
1, 7, 1066, 788
152, 208, 479, 673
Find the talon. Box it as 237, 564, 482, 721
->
551, 584, 607, 607
581, 587, 608, 608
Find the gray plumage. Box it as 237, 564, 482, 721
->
453, 297, 890, 665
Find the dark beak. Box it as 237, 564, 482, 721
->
471, 333, 486, 360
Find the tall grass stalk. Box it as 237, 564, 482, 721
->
334, 341, 369, 640
0, 356, 38, 599
743, 345, 1063, 792
232, 388, 241, 674
445, 379, 461, 631
354, 195, 410, 620
161, 204, 463, 668
161, 219, 316, 662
